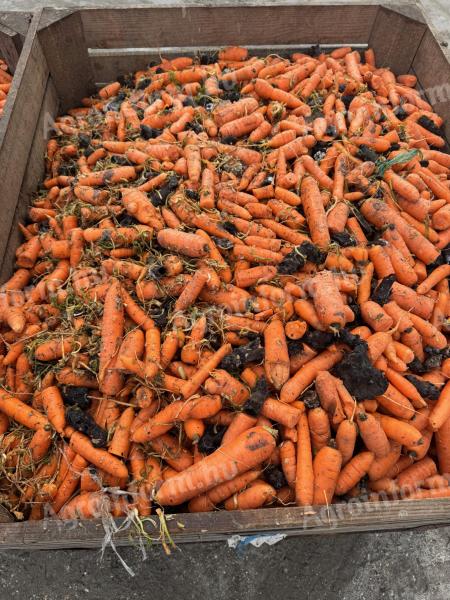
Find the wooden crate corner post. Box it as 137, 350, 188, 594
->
38, 8, 95, 112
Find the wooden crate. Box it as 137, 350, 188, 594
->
0, 1, 449, 549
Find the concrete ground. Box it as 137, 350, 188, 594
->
1, 527, 450, 599
0, 0, 449, 598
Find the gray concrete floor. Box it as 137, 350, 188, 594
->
0, 0, 449, 598
1, 527, 450, 599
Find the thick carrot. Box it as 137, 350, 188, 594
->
40, 386, 66, 434
308, 271, 347, 329
0, 391, 49, 430
356, 408, 390, 458
396, 457, 437, 491
336, 420, 357, 465
313, 446, 342, 505
52, 454, 89, 514
301, 177, 331, 249
295, 409, 314, 506
157, 229, 208, 258
335, 451, 374, 495
308, 407, 331, 453
281, 346, 344, 403
188, 469, 261, 512
224, 480, 275, 510
109, 406, 135, 458
98, 279, 124, 395
264, 317, 290, 389
68, 430, 128, 479
429, 381, 450, 431
377, 414, 423, 446
155, 427, 276, 505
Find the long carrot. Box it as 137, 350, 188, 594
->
313, 446, 342, 505
155, 427, 276, 505
295, 408, 314, 506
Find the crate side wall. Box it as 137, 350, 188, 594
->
80, 5, 378, 49
0, 13, 49, 277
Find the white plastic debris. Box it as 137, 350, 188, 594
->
227, 533, 286, 549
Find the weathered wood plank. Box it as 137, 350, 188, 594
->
0, 11, 31, 37
0, 77, 59, 283
0, 11, 48, 269
81, 5, 378, 49
37, 9, 95, 111
412, 29, 450, 143
0, 22, 23, 73
0, 499, 450, 550
368, 5, 427, 74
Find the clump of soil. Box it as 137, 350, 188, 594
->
198, 425, 226, 454
66, 407, 108, 448
333, 342, 388, 401
277, 241, 325, 274
370, 274, 396, 306
404, 375, 441, 401
220, 337, 264, 373
243, 377, 270, 416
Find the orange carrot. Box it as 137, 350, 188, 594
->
295, 408, 314, 506
313, 445, 342, 505
335, 451, 374, 495
155, 427, 275, 505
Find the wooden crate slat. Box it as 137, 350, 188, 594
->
0, 10, 49, 272
38, 10, 95, 111
0, 22, 23, 73
80, 5, 378, 49
0, 12, 31, 73
0, 499, 449, 550
0, 12, 31, 37
368, 6, 427, 74
412, 28, 450, 143
0, 77, 59, 282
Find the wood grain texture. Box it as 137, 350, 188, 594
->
81, 5, 378, 49
38, 9, 94, 111
0, 12, 31, 37
0, 499, 449, 550
368, 6, 427, 74
0, 77, 59, 283
0, 22, 24, 73
0, 10, 48, 269
412, 28, 450, 143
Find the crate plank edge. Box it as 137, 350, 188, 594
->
0, 1, 448, 548
0, 11, 30, 73
1, 499, 450, 550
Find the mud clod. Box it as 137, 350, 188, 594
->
243, 377, 270, 416
220, 338, 264, 373
333, 342, 388, 401
404, 374, 441, 401
198, 425, 226, 454
66, 407, 107, 448
370, 274, 396, 306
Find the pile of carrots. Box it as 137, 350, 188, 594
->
0, 44, 450, 522
0, 58, 12, 117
